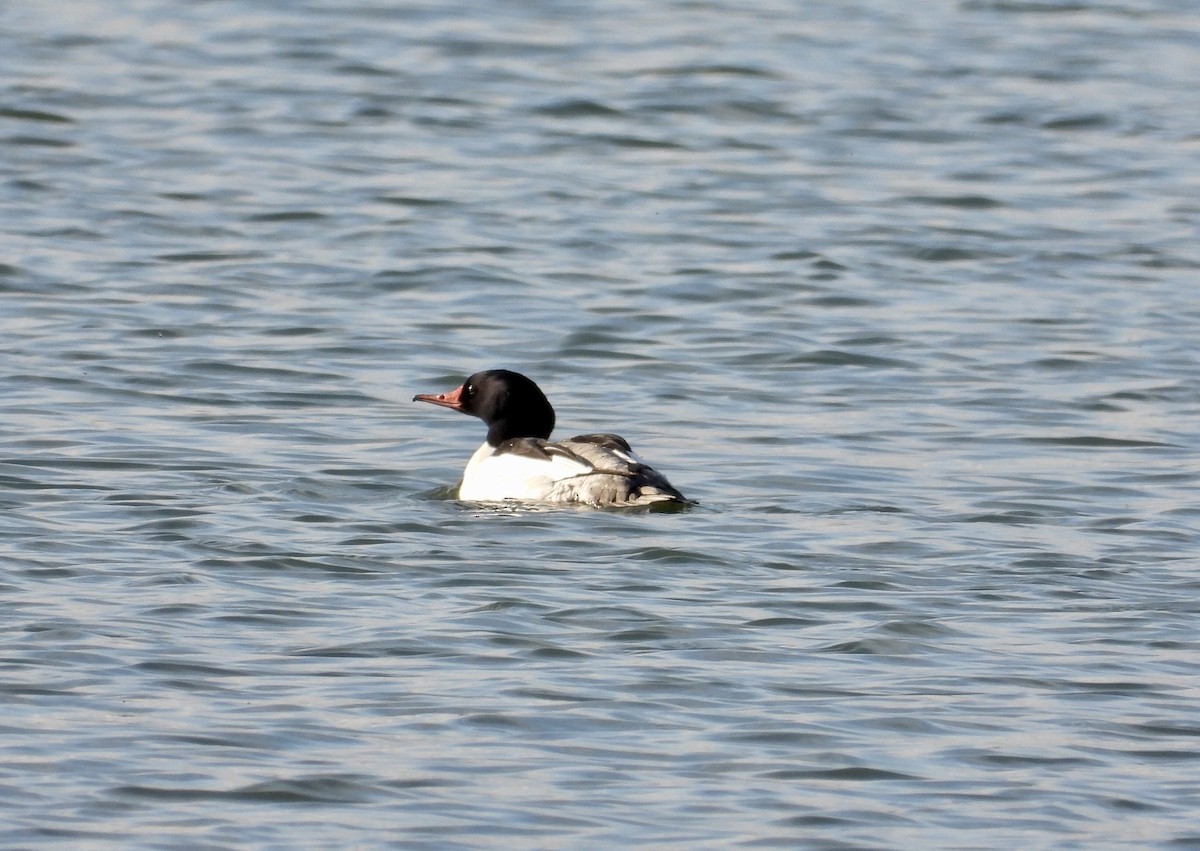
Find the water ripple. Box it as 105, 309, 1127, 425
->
3, 0, 1200, 847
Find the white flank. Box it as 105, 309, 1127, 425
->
458, 442, 593, 502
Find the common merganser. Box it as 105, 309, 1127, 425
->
413, 369, 689, 507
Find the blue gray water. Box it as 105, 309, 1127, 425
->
4, 0, 1200, 847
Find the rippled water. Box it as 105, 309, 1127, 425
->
4, 0, 1200, 847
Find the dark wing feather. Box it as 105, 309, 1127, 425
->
557, 434, 689, 505
562, 433, 634, 455
492, 435, 689, 506
496, 437, 594, 466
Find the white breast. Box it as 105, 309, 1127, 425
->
458, 441, 593, 502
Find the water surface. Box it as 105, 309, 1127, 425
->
3, 0, 1200, 847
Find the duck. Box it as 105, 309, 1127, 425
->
413, 369, 689, 507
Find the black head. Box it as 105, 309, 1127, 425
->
414, 369, 556, 445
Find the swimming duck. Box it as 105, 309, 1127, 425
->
413, 369, 689, 507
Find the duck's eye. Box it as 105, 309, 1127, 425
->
465, 384, 476, 397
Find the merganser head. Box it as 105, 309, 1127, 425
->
414, 369, 556, 445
